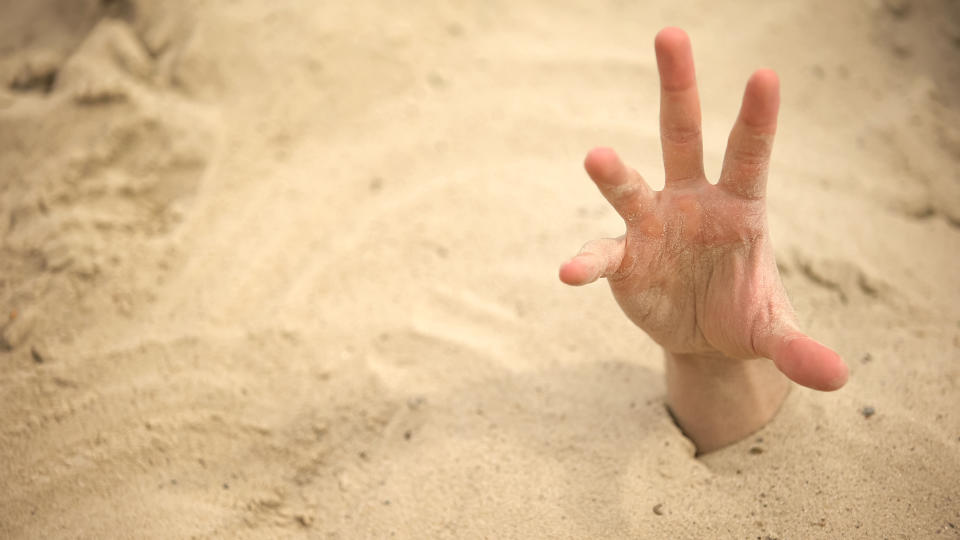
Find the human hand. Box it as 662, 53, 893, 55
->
559, 28, 848, 393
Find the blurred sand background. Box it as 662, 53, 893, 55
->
1, 0, 959, 538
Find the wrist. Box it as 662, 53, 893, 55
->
664, 349, 790, 454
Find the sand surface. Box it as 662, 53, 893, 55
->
1, 0, 959, 538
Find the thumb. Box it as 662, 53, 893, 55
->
758, 329, 849, 391
558, 237, 626, 286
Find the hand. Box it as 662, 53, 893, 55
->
559, 29, 848, 394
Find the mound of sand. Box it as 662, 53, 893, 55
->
1, 1, 958, 538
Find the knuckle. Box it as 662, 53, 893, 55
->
733, 148, 769, 166
606, 253, 635, 282
662, 125, 702, 146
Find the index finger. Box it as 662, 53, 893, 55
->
655, 28, 705, 185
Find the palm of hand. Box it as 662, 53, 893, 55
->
608, 180, 789, 360
559, 29, 847, 391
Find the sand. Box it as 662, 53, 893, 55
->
1, 0, 958, 538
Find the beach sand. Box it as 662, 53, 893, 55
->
1, 0, 958, 538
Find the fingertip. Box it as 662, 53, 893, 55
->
558, 259, 579, 285
825, 361, 850, 391
654, 27, 690, 52
749, 68, 780, 90
654, 27, 695, 91
558, 256, 596, 286
772, 336, 849, 391
796, 341, 848, 391
740, 69, 780, 131
822, 348, 850, 390
747, 69, 780, 106
584, 146, 617, 168
583, 147, 626, 186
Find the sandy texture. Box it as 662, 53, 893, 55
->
1, 0, 959, 538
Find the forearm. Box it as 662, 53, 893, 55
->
664, 350, 790, 454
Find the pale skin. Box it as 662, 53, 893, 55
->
559, 28, 849, 454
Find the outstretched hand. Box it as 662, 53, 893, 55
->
559, 28, 848, 393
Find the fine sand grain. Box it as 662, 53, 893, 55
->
1, 1, 959, 538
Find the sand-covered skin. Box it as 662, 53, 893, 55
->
1, 1, 958, 538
